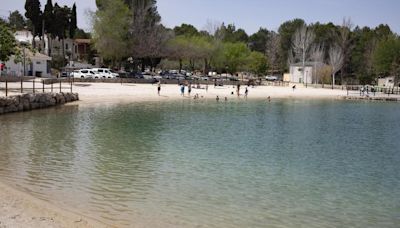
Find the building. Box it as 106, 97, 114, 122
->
14, 30, 92, 63
74, 39, 91, 62
378, 76, 396, 88
5, 49, 52, 77
289, 63, 315, 84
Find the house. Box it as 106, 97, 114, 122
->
14, 30, 92, 63
289, 62, 315, 84
378, 76, 396, 88
5, 49, 52, 77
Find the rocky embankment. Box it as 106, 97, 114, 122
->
0, 92, 79, 115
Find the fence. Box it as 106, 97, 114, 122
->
345, 85, 400, 97
0, 77, 73, 97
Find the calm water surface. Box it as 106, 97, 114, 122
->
0, 100, 399, 227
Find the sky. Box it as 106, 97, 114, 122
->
1, 0, 399, 34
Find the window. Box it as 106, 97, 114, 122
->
81, 70, 88, 73
36, 61, 41, 65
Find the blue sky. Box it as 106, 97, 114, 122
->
1, 0, 399, 34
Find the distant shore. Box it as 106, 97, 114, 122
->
3, 82, 399, 105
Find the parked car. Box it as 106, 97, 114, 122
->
265, 75, 279, 81
92, 68, 119, 79
71, 69, 97, 79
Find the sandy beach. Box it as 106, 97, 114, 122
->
71, 82, 350, 104
0, 82, 398, 227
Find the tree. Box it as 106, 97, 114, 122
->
25, 0, 42, 47
0, 23, 17, 62
247, 51, 268, 76
173, 23, 199, 37
338, 17, 354, 84
215, 23, 248, 43
290, 24, 315, 86
92, 0, 130, 66
43, 0, 54, 33
265, 32, 280, 74
220, 42, 251, 74
310, 43, 325, 84
8, 11, 26, 30
373, 37, 400, 79
69, 3, 77, 38
278, 18, 305, 72
249, 28, 270, 53
328, 44, 344, 87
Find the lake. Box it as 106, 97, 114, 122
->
0, 99, 399, 227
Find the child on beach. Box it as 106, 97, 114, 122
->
157, 81, 161, 96
244, 87, 248, 98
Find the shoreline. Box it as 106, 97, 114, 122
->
0, 83, 399, 227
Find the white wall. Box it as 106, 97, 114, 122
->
4, 56, 51, 77
290, 66, 313, 84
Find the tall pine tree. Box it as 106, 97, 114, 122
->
25, 0, 42, 47
43, 0, 54, 34
69, 3, 77, 38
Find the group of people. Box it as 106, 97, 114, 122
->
157, 81, 265, 101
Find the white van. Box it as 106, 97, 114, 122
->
71, 69, 97, 79
92, 68, 119, 79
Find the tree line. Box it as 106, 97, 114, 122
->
93, 0, 400, 84
1, 0, 400, 85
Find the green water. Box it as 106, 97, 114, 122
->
0, 100, 400, 227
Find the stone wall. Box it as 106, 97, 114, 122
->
0, 92, 79, 115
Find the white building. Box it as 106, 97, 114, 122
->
289, 63, 315, 84
14, 30, 77, 61
378, 76, 396, 88
5, 49, 52, 77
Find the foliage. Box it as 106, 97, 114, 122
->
92, 0, 130, 64
0, 23, 18, 62
25, 0, 42, 38
219, 42, 251, 74
69, 3, 77, 38
8, 11, 26, 30
278, 18, 305, 71
246, 51, 268, 76
373, 36, 400, 77
173, 24, 199, 37
215, 23, 249, 43
43, 0, 54, 34
248, 28, 269, 53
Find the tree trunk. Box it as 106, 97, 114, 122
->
203, 58, 208, 76
62, 39, 65, 61
179, 59, 182, 73
332, 72, 336, 89
32, 27, 36, 49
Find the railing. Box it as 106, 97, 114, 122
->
0, 76, 73, 97
345, 85, 400, 97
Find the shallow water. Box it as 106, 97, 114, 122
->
0, 100, 400, 227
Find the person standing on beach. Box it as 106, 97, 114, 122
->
180, 84, 185, 96
188, 83, 192, 96
237, 84, 241, 96
244, 87, 249, 99
157, 81, 161, 96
